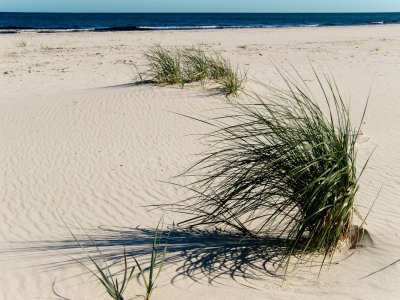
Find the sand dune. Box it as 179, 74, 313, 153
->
1, 26, 400, 299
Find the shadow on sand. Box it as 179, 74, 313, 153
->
2, 225, 289, 286
99, 81, 229, 98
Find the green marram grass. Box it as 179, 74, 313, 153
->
134, 219, 167, 300
204, 53, 246, 95
140, 45, 244, 95
60, 214, 167, 300
181, 47, 211, 83
60, 216, 135, 300
174, 67, 369, 274
218, 65, 244, 96
144, 46, 185, 87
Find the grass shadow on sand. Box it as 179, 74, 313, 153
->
2, 226, 292, 286
101, 81, 232, 98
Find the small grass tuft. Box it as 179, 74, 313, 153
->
40, 44, 53, 51
6, 52, 18, 58
60, 215, 135, 300
134, 219, 167, 300
59, 213, 167, 300
16, 41, 26, 47
218, 65, 246, 95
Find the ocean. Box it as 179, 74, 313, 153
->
1, 12, 400, 33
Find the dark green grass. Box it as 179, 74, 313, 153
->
172, 66, 369, 275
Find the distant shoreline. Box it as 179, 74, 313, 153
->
2, 23, 400, 34
1, 12, 400, 34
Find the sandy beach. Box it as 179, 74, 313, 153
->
1, 25, 400, 299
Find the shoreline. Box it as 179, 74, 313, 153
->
2, 22, 400, 34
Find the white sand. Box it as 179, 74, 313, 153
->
1, 25, 399, 299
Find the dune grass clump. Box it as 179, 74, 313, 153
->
218, 65, 244, 96
181, 47, 211, 83
174, 67, 368, 273
139, 45, 244, 95
16, 41, 26, 47
204, 54, 246, 95
144, 46, 185, 87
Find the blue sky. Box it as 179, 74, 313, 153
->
2, 0, 400, 13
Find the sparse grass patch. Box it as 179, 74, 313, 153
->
60, 215, 167, 300
137, 45, 245, 95
172, 66, 369, 276
40, 44, 53, 51
61, 217, 135, 300
6, 52, 18, 58
16, 41, 26, 47
134, 220, 167, 300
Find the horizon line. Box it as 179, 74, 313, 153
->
2, 11, 400, 14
